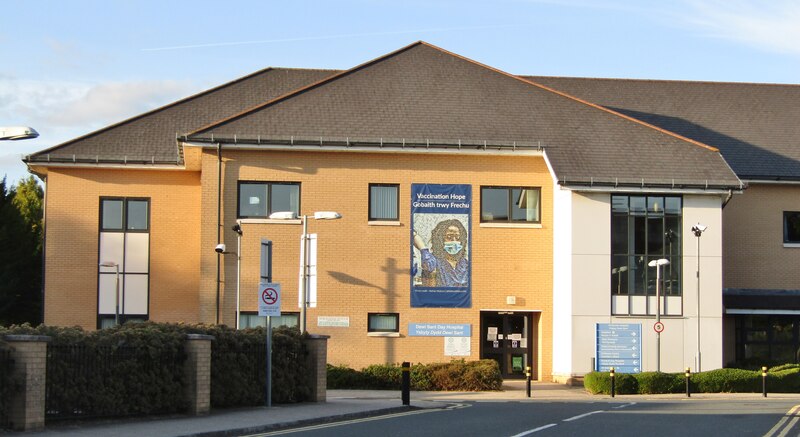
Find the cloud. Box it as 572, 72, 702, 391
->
0, 77, 196, 131
680, 0, 800, 55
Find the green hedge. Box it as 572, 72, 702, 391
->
327, 359, 502, 391
585, 366, 800, 394
0, 322, 312, 421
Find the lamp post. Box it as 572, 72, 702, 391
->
691, 223, 707, 371
648, 258, 670, 372
232, 223, 243, 330
269, 210, 342, 333
99, 261, 120, 326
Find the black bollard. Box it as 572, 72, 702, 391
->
685, 367, 691, 398
610, 367, 616, 398
402, 362, 411, 405
526, 366, 532, 398
762, 366, 768, 398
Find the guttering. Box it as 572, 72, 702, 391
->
180, 135, 545, 155
743, 179, 800, 185
560, 181, 742, 195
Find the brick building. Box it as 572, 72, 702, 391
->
25, 42, 754, 382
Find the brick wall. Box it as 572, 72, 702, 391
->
42, 168, 201, 327
723, 184, 800, 289
201, 149, 555, 380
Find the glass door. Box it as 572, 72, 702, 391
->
481, 312, 533, 379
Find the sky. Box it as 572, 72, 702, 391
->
1, 0, 799, 186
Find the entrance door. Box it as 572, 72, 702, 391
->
480, 312, 535, 379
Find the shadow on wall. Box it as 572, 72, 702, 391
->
328, 258, 407, 363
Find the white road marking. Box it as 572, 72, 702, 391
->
563, 410, 605, 422
508, 423, 558, 436
612, 402, 637, 409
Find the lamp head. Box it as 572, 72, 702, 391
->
313, 211, 342, 220
691, 223, 707, 236
215, 243, 226, 254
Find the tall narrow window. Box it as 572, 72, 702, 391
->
481, 186, 540, 223
238, 182, 300, 218
611, 195, 682, 296
369, 184, 399, 221
98, 197, 150, 328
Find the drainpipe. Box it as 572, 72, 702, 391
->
216, 142, 222, 325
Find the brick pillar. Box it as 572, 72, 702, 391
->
184, 334, 214, 415
3, 335, 50, 431
305, 334, 329, 402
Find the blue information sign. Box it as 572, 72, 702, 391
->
596, 323, 641, 373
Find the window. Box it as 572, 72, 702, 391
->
101, 198, 149, 231
611, 195, 682, 296
481, 186, 540, 223
784, 212, 800, 244
735, 315, 800, 365
369, 184, 399, 221
238, 182, 300, 218
239, 312, 299, 329
98, 197, 150, 329
368, 313, 399, 333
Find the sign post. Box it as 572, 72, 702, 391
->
260, 239, 274, 407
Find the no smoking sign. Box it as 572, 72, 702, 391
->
258, 282, 281, 317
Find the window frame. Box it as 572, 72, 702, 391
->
368, 183, 400, 221
784, 211, 800, 244
367, 312, 400, 333
237, 181, 301, 219
610, 195, 683, 297
100, 197, 150, 232
480, 186, 541, 224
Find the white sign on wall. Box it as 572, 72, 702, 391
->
318, 316, 350, 327
444, 336, 471, 356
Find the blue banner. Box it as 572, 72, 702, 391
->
411, 184, 472, 308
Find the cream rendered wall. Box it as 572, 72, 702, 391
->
556, 191, 725, 378
551, 185, 573, 381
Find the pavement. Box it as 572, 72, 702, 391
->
15, 381, 800, 437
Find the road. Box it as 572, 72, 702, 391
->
244, 399, 800, 437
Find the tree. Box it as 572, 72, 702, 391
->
0, 176, 43, 325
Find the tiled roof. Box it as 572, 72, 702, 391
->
188, 42, 741, 190
24, 68, 337, 165
525, 76, 800, 181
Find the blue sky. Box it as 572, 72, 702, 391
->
2, 0, 799, 185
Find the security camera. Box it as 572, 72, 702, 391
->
691, 223, 707, 236
215, 243, 226, 253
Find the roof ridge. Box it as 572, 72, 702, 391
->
188, 42, 427, 136
29, 66, 282, 157
522, 74, 800, 88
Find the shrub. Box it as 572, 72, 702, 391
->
327, 359, 502, 391
635, 372, 683, 394
583, 371, 637, 394
692, 368, 760, 393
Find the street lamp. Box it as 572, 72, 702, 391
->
612, 266, 628, 294
0, 126, 38, 141
648, 258, 670, 372
99, 261, 120, 326
691, 223, 707, 371
215, 223, 243, 330
269, 210, 342, 333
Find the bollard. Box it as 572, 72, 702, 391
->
401, 362, 411, 405
762, 366, 768, 398
526, 366, 532, 398
610, 367, 616, 398
685, 367, 691, 398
